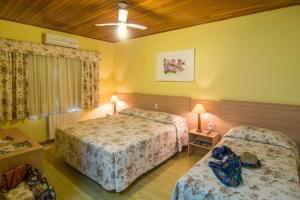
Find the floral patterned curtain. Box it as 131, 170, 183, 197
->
0, 38, 101, 118
0, 51, 28, 121
0, 38, 100, 63
81, 60, 99, 109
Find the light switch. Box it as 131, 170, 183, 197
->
154, 104, 159, 110
208, 122, 214, 131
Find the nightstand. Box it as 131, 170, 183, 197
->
188, 129, 220, 155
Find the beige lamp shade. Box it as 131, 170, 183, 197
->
110, 95, 119, 102
192, 104, 206, 114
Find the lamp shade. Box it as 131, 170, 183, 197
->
110, 95, 119, 102
192, 104, 206, 114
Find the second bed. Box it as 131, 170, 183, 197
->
172, 126, 300, 200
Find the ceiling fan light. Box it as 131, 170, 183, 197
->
117, 24, 127, 40
118, 9, 128, 22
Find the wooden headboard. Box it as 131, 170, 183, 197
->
192, 99, 300, 147
116, 93, 300, 147
117, 93, 191, 116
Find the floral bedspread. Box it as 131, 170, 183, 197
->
172, 137, 300, 200
56, 110, 188, 192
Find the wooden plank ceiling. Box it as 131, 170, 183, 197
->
0, 0, 299, 43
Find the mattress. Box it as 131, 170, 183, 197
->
172, 126, 300, 200
56, 108, 188, 192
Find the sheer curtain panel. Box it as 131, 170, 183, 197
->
28, 55, 81, 115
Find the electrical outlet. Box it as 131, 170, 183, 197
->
154, 104, 159, 110
208, 122, 214, 131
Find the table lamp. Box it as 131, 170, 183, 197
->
110, 95, 119, 115
192, 104, 206, 133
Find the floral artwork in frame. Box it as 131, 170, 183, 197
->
156, 49, 194, 81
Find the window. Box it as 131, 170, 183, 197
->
27, 55, 81, 116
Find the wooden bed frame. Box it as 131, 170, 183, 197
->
192, 99, 300, 147
116, 93, 193, 126
117, 93, 300, 147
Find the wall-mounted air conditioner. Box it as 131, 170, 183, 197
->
42, 33, 78, 49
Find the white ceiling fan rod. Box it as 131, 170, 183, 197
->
118, 8, 128, 22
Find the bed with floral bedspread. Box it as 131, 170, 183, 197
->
172, 126, 300, 200
55, 108, 188, 192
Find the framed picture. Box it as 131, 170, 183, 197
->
156, 48, 194, 81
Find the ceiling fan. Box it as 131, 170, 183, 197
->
95, 1, 147, 40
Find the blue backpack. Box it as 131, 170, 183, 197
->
208, 146, 242, 187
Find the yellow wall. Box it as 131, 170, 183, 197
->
0, 19, 114, 142
1, 6, 300, 142
114, 5, 300, 105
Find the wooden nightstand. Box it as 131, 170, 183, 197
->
188, 129, 220, 155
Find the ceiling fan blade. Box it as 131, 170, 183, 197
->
118, 9, 128, 22
126, 23, 147, 30
95, 23, 119, 27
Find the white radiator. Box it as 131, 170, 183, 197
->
47, 111, 82, 140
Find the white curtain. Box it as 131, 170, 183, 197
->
58, 57, 81, 111
27, 55, 81, 116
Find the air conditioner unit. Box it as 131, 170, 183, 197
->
42, 33, 78, 49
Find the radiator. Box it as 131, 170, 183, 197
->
47, 111, 82, 140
